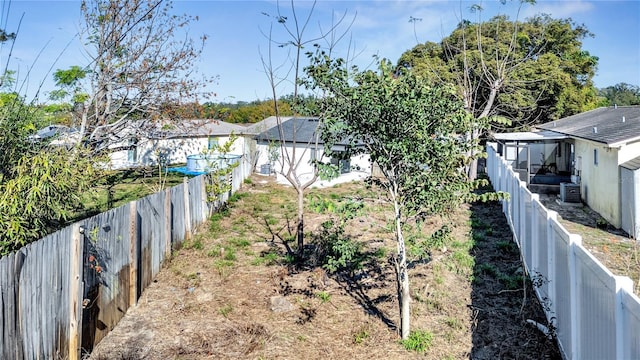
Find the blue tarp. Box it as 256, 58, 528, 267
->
167, 167, 207, 176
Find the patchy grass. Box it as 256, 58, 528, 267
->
88, 175, 561, 360
77, 167, 190, 220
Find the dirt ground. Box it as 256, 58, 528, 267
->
87, 175, 562, 360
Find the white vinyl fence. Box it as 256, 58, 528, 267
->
487, 143, 640, 360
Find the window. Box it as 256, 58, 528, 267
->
127, 137, 137, 163
593, 149, 598, 165
331, 156, 351, 174
208, 137, 219, 150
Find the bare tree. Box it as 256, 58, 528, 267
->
260, 0, 354, 258
72, 0, 213, 153
406, 1, 539, 179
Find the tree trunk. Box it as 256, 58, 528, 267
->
394, 200, 411, 340
467, 127, 480, 180
296, 188, 305, 258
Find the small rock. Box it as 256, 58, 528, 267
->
270, 295, 294, 312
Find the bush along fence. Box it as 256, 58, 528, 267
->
486, 143, 640, 360
0, 163, 246, 360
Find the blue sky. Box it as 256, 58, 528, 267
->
2, 0, 639, 104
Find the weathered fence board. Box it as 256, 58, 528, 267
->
0, 225, 75, 360
138, 190, 168, 291
0, 170, 248, 359
170, 182, 187, 246
80, 204, 133, 350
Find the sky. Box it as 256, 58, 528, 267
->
2, 0, 639, 104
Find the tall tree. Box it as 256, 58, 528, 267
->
398, 2, 599, 178
598, 83, 640, 106
306, 56, 500, 339
69, 0, 212, 152
0, 1, 101, 255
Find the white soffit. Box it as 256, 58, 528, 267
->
492, 130, 569, 142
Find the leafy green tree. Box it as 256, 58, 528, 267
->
306, 55, 501, 339
227, 100, 292, 123
0, 98, 100, 255
399, 12, 598, 127
597, 83, 640, 106
399, 4, 599, 179
0, 2, 101, 255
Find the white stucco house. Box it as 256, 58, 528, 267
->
492, 105, 640, 239
108, 119, 252, 170
254, 116, 371, 187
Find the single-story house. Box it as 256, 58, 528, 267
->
29, 125, 81, 147
108, 119, 251, 170
492, 105, 640, 239
255, 116, 371, 187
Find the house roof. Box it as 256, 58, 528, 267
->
243, 116, 292, 135
257, 117, 322, 144
621, 156, 640, 171
148, 119, 248, 139
536, 106, 640, 147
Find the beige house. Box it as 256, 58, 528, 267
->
536, 106, 640, 238
494, 106, 640, 239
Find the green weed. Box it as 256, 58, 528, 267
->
353, 328, 370, 344
444, 317, 463, 330
401, 330, 434, 353
496, 240, 516, 252
252, 251, 280, 266
316, 291, 331, 303
475, 263, 499, 277
218, 304, 233, 317
229, 238, 251, 248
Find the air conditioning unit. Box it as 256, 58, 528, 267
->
560, 182, 581, 203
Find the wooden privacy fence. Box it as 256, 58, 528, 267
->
486, 143, 640, 360
0, 164, 245, 360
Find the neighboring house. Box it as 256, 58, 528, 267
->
255, 116, 371, 187
109, 119, 250, 169
492, 105, 640, 239
29, 125, 81, 147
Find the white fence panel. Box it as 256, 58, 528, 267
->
575, 245, 618, 359
532, 199, 550, 302
550, 220, 574, 359
485, 142, 640, 360
621, 289, 640, 358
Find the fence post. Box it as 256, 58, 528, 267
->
615, 275, 634, 360
69, 223, 83, 360
183, 177, 192, 241
128, 201, 138, 307
201, 175, 208, 218
531, 195, 540, 274
518, 182, 527, 248
568, 233, 581, 360
164, 188, 171, 260
546, 211, 558, 318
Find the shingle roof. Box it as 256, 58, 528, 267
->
244, 116, 292, 135
148, 119, 248, 139
536, 106, 640, 146
621, 156, 640, 171
257, 117, 322, 144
